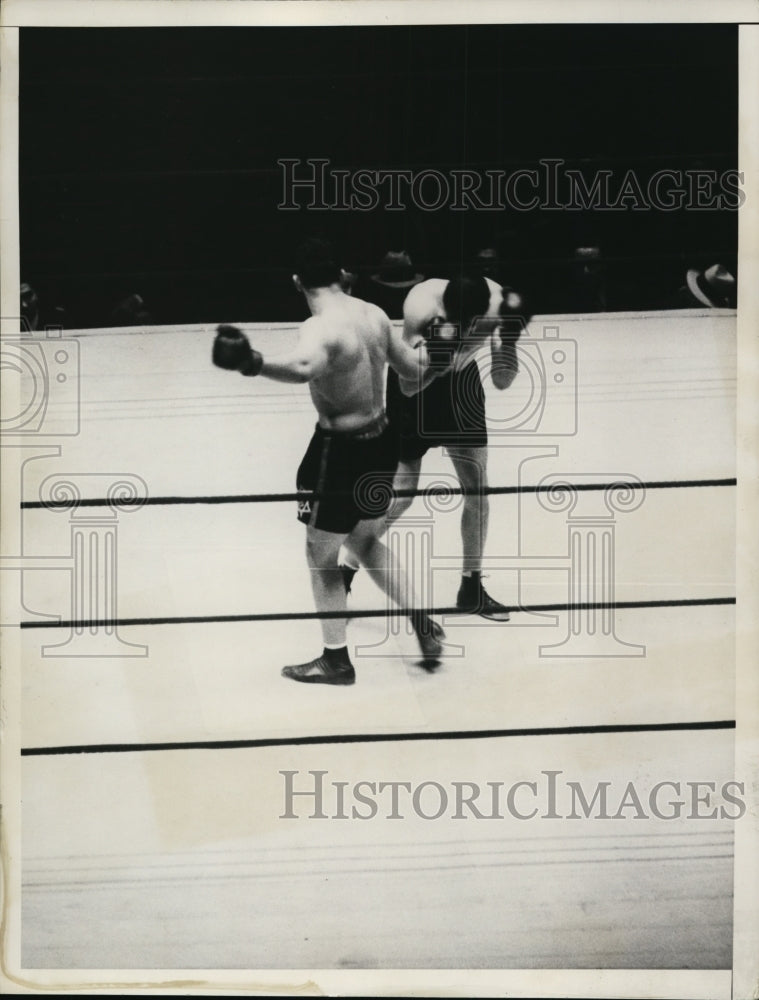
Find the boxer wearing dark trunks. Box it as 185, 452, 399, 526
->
343, 273, 526, 621
295, 412, 397, 534
212, 238, 444, 684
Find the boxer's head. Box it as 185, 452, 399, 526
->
293, 238, 343, 292
442, 273, 491, 339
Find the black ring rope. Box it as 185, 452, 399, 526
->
20, 596, 735, 631
21, 476, 736, 510
21, 719, 736, 757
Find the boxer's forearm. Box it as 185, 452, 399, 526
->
490, 334, 519, 390
389, 344, 427, 382
388, 324, 436, 395
398, 365, 439, 397
397, 341, 443, 396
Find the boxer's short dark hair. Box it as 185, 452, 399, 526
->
295, 238, 342, 289
443, 273, 491, 335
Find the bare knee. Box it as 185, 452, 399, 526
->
463, 473, 487, 506
351, 532, 378, 565
306, 529, 339, 569
305, 542, 322, 571
451, 450, 487, 498
388, 491, 414, 521
387, 461, 421, 521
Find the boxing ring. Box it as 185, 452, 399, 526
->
4, 308, 738, 974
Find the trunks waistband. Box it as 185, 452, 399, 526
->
316, 411, 389, 441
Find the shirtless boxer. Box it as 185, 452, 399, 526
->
212, 238, 444, 685
342, 272, 527, 621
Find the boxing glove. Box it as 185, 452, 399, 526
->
425, 319, 462, 372
212, 325, 264, 376
497, 288, 532, 341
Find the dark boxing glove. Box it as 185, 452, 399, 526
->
497, 288, 532, 342
212, 324, 264, 376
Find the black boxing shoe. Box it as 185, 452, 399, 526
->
410, 614, 445, 671
456, 573, 511, 622
281, 652, 356, 685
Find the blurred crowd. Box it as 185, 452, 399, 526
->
20, 245, 736, 332
339, 247, 736, 320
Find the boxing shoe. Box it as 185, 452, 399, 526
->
456, 572, 511, 622
411, 615, 445, 671
282, 652, 356, 685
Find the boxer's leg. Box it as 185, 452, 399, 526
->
305, 524, 349, 647
448, 445, 510, 622
340, 456, 423, 588
349, 516, 444, 667
447, 445, 488, 575
281, 524, 356, 684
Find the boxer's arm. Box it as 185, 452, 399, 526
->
396, 297, 441, 396
489, 326, 520, 390
386, 316, 430, 392
259, 321, 330, 384
489, 287, 530, 390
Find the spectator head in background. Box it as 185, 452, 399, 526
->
473, 247, 507, 285
370, 250, 424, 290
366, 250, 425, 320
572, 244, 604, 278
20, 282, 40, 331
110, 293, 153, 327
564, 245, 608, 313
684, 263, 736, 309
472, 232, 526, 295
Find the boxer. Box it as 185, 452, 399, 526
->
341, 272, 529, 621
213, 238, 444, 684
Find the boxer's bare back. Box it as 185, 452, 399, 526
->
302, 295, 393, 431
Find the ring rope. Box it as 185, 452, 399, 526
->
21, 476, 736, 510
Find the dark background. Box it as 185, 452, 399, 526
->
19, 24, 738, 327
